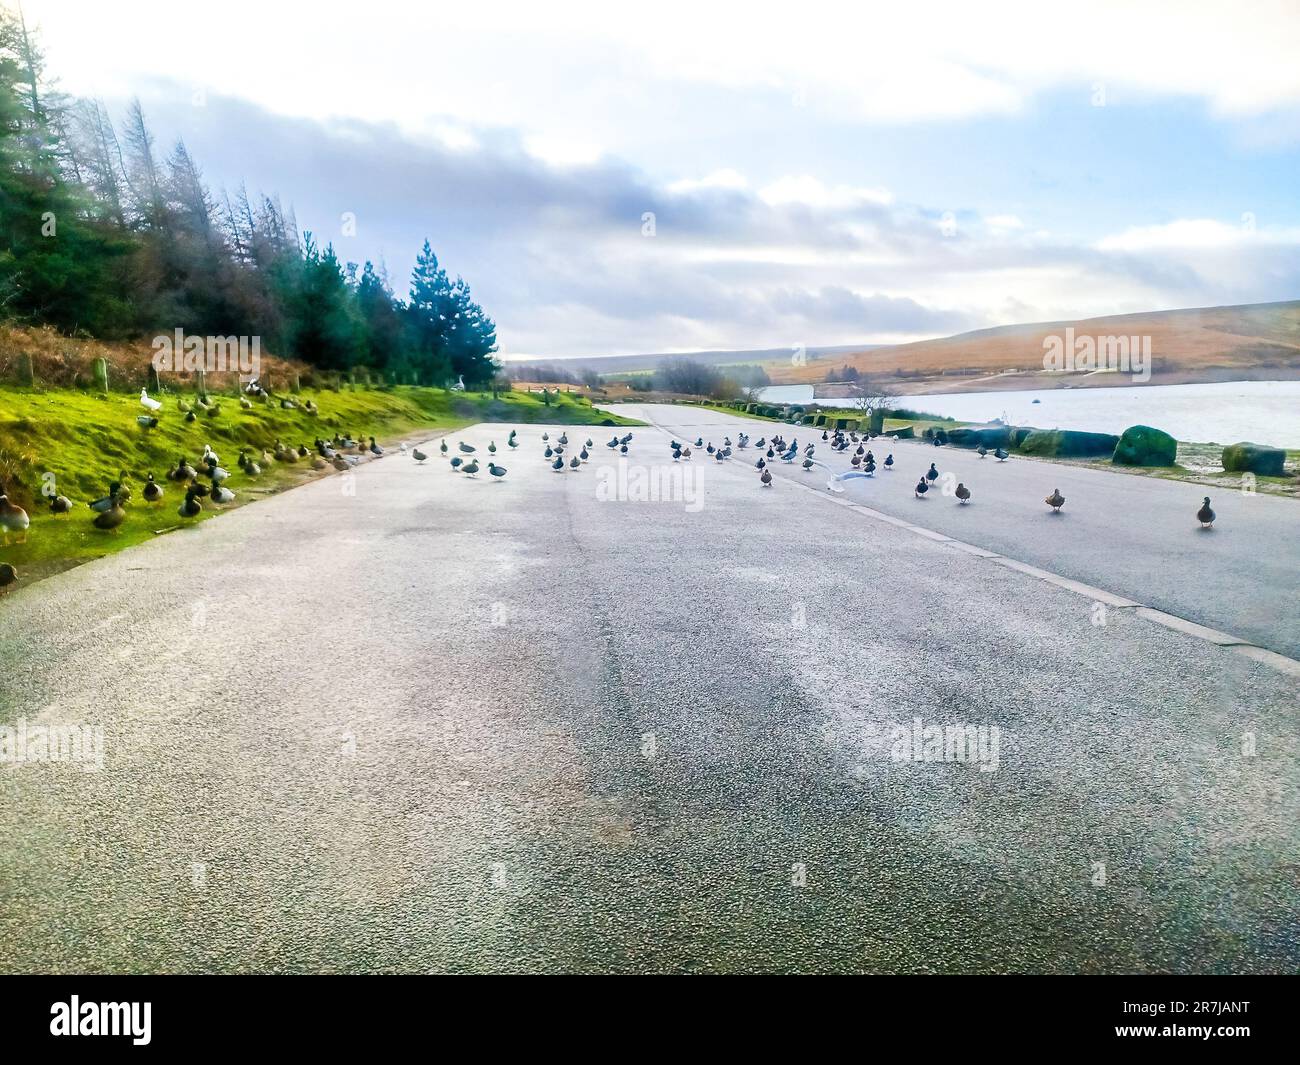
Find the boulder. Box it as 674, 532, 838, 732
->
1019, 428, 1120, 458
886, 425, 915, 440
1112, 424, 1177, 467
1222, 441, 1286, 477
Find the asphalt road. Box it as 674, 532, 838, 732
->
621, 403, 1300, 659
1, 408, 1296, 973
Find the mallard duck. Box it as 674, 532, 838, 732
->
202, 444, 221, 466
92, 486, 127, 531
570, 456, 581, 470
955, 483, 971, 504
178, 487, 203, 518
48, 491, 72, 514
801, 457, 814, 471
143, 474, 164, 504
977, 446, 988, 459
551, 456, 565, 472
184, 410, 197, 423
580, 447, 590, 462
212, 483, 236, 504
412, 448, 428, 464
168, 456, 196, 482
884, 454, 894, 469
450, 456, 463, 472
488, 463, 507, 480
0, 483, 30, 544
851, 453, 862, 468
369, 437, 383, 456
462, 459, 481, 477
205, 460, 230, 483
439, 440, 449, 458
760, 468, 773, 488
1197, 496, 1215, 528
1045, 488, 1065, 512
915, 477, 929, 498
137, 414, 159, 429
507, 436, 519, 449
0, 562, 17, 589
926, 463, 939, 484
331, 455, 350, 472
994, 447, 1008, 461
458, 442, 475, 454
88, 478, 127, 513
188, 477, 210, 498
311, 455, 329, 471
864, 459, 876, 475
239, 396, 253, 410
681, 447, 691, 460
544, 446, 554, 459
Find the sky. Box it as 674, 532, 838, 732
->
24, 0, 1300, 358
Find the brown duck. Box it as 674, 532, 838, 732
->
1045, 488, 1065, 513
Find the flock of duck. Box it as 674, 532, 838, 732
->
0, 428, 391, 591
409, 427, 635, 478
0, 415, 1224, 595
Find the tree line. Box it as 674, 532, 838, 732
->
0, 8, 498, 387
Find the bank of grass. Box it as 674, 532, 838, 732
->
0, 384, 640, 588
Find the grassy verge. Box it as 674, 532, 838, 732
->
0, 385, 640, 590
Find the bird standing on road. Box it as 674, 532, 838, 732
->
884, 454, 894, 470
1197, 497, 1216, 528
977, 446, 988, 459
459, 442, 476, 454
1045, 488, 1065, 512
462, 459, 481, 477
440, 441, 449, 459
413, 448, 428, 464
915, 477, 929, 498
994, 447, 1008, 461
926, 463, 939, 486
760, 468, 773, 488
955, 483, 971, 505
488, 463, 507, 480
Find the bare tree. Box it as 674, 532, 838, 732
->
848, 375, 894, 432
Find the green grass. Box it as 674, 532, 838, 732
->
0, 384, 640, 586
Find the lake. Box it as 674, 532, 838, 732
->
757, 380, 1300, 447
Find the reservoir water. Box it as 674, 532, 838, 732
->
758, 380, 1300, 447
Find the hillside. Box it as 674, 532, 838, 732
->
769, 300, 1300, 394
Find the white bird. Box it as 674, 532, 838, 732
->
139, 387, 162, 412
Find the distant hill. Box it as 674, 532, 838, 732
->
771, 300, 1300, 395
502, 343, 881, 377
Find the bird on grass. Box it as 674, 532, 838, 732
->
914, 477, 929, 498
139, 387, 162, 412
1045, 488, 1065, 513
955, 483, 971, 505
412, 448, 428, 464
179, 487, 203, 518
488, 463, 507, 480
47, 491, 72, 514
1197, 496, 1216, 528
143, 474, 164, 504
0, 562, 16, 589
0, 482, 30, 544
168, 456, 197, 482
212, 483, 236, 505
91, 485, 127, 532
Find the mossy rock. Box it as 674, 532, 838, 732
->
946, 427, 982, 448
1222, 441, 1286, 476
886, 425, 915, 440
1113, 424, 1176, 467
1020, 428, 1120, 458
977, 426, 1013, 449
1009, 426, 1034, 447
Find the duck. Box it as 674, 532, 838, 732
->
955, 483, 971, 505
450, 456, 463, 472
459, 441, 476, 455
369, 437, 383, 456
185, 410, 197, 423
188, 477, 210, 498
211, 483, 236, 504
488, 463, 507, 480
0, 483, 30, 544
48, 491, 73, 514
412, 448, 428, 464
91, 486, 127, 531
311, 455, 329, 471
760, 468, 773, 488
580, 447, 590, 462
1045, 488, 1065, 513
331, 455, 350, 472
507, 436, 519, 449
801, 457, 814, 471
544, 446, 554, 459
202, 444, 221, 466
681, 447, 691, 461
884, 454, 894, 469
926, 463, 939, 485
0, 563, 16, 589
88, 477, 129, 513
864, 459, 876, 475
137, 414, 159, 429
239, 395, 254, 410
439, 441, 449, 459
462, 459, 481, 477
178, 487, 203, 518
570, 456, 581, 470
139, 387, 162, 412
552, 456, 565, 472
1197, 496, 1215, 528
143, 474, 164, 504
168, 456, 196, 482
695, 437, 704, 448
755, 457, 766, 469
914, 477, 929, 498
205, 460, 230, 483
994, 447, 1008, 462
977, 446, 988, 459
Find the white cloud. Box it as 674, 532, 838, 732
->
757, 176, 893, 209
1096, 218, 1300, 251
